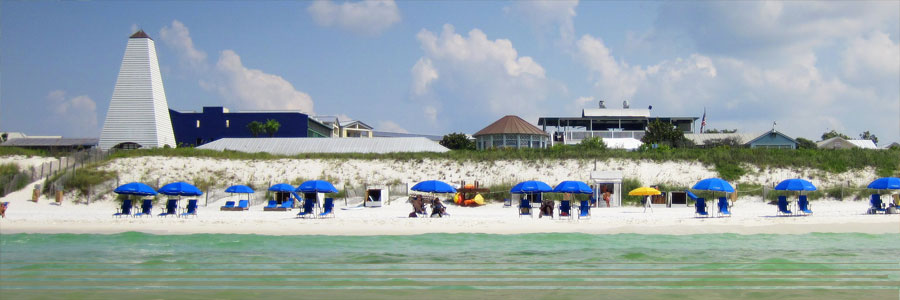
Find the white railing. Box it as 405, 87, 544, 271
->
562, 131, 646, 144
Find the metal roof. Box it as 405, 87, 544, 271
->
847, 139, 877, 149
0, 138, 99, 147
474, 115, 547, 136
197, 137, 449, 154
372, 131, 443, 141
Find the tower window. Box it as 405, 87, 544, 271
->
226, 120, 230, 128
196, 120, 201, 128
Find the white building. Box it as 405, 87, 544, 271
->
99, 30, 176, 150
817, 137, 877, 150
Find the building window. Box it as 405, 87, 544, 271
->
226, 120, 230, 128
196, 120, 201, 128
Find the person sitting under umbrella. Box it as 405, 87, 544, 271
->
409, 195, 427, 218
431, 197, 447, 217
539, 199, 554, 218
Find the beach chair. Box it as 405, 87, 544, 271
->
114, 199, 134, 218
558, 200, 572, 219
297, 198, 316, 218
134, 199, 154, 217
159, 199, 178, 217
279, 199, 294, 210
180, 199, 198, 218
694, 198, 708, 217
264, 200, 278, 209
590, 196, 597, 207
797, 195, 813, 215
717, 197, 731, 217
867, 194, 885, 214
220, 201, 235, 211
503, 198, 511, 207
518, 199, 533, 217
577, 200, 591, 219
237, 200, 250, 211
777, 196, 793, 216
319, 198, 334, 218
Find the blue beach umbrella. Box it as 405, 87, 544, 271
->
553, 181, 593, 194
774, 179, 817, 191
411, 180, 457, 193
510, 180, 553, 194
158, 181, 203, 196
297, 180, 339, 193
867, 177, 900, 190
225, 185, 255, 194
692, 178, 736, 193
268, 183, 296, 192
114, 182, 158, 196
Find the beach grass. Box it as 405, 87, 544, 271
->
0, 146, 47, 157
108, 147, 900, 180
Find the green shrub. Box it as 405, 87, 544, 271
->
0, 163, 31, 196
622, 178, 643, 206
62, 168, 117, 195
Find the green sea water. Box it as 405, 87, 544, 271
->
1, 233, 898, 299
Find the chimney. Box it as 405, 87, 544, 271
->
623, 100, 630, 109
598, 100, 606, 109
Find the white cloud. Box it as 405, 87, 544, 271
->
576, 34, 716, 103
412, 24, 555, 125
215, 50, 315, 114
307, 0, 401, 36
842, 31, 900, 81
423, 106, 438, 123
160, 20, 208, 70
574, 96, 594, 108
47, 90, 98, 136
158, 21, 316, 114
376, 120, 408, 133
653, 1, 900, 61
507, 0, 578, 45
410, 57, 438, 95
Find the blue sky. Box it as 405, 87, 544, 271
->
1, 1, 898, 144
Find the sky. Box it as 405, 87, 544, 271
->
1, 1, 898, 144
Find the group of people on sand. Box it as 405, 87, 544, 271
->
409, 195, 447, 218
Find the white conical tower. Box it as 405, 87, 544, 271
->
99, 30, 176, 150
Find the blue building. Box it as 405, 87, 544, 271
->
169, 107, 330, 147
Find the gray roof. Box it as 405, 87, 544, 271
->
197, 137, 449, 154
0, 138, 98, 147
372, 131, 443, 141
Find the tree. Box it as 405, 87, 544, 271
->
577, 137, 607, 150
264, 119, 281, 137
796, 137, 817, 149
247, 121, 264, 137
859, 131, 878, 145
440, 133, 475, 150
703, 128, 737, 133
703, 137, 742, 148
821, 130, 850, 141
641, 120, 689, 148
0, 133, 7, 143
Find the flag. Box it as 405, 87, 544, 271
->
700, 108, 707, 133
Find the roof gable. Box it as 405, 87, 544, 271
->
746, 130, 797, 145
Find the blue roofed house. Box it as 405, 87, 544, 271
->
685, 129, 799, 149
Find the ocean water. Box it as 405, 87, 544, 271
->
1, 233, 898, 299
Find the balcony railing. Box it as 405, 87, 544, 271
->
559, 131, 646, 144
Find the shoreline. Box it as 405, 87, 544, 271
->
2, 218, 898, 236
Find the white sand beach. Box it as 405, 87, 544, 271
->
2, 180, 898, 235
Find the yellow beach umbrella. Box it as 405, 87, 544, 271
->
628, 187, 661, 196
